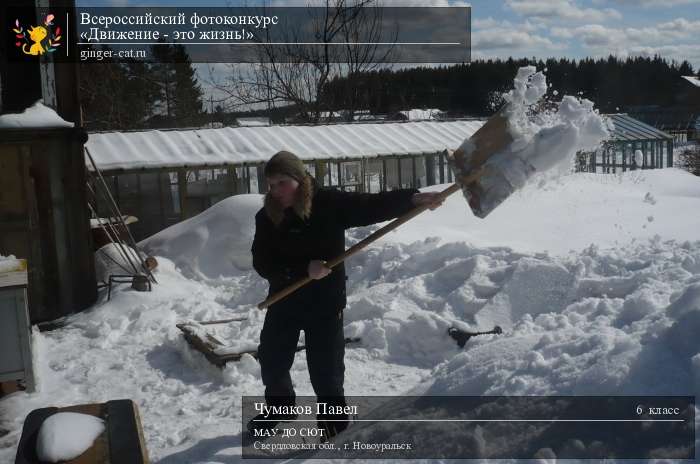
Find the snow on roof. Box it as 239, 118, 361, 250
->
0, 101, 74, 129
85, 120, 485, 171
235, 117, 270, 127
400, 109, 443, 120
682, 75, 700, 88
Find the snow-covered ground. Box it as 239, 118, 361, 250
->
1, 169, 699, 462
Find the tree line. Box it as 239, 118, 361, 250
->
322, 56, 698, 118
79, 52, 697, 130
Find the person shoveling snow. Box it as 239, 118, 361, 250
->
247, 66, 610, 442
247, 150, 444, 439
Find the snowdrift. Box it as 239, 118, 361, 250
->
1, 169, 699, 463
139, 194, 262, 280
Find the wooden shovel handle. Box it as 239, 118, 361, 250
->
256, 167, 484, 310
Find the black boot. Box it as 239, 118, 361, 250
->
316, 396, 349, 441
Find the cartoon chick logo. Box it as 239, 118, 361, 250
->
13, 14, 61, 56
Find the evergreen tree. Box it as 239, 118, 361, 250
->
79, 45, 159, 130
171, 44, 203, 127
148, 41, 203, 127
321, 55, 697, 116
149, 39, 176, 121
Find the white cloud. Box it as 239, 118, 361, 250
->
552, 19, 700, 49
473, 28, 562, 51
596, 0, 700, 7
506, 0, 622, 22
473, 17, 542, 32
552, 24, 624, 46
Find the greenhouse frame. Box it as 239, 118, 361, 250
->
86, 114, 674, 241
86, 120, 482, 240
576, 113, 674, 174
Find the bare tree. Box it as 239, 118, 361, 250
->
212, 0, 396, 122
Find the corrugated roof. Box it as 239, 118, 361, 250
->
85, 114, 671, 172
606, 113, 673, 142
86, 120, 486, 171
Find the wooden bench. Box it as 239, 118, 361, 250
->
14, 399, 149, 464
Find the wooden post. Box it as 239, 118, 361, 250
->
381, 158, 387, 192
232, 165, 241, 196
439, 152, 445, 183
257, 164, 267, 193
397, 157, 402, 188
360, 158, 366, 193
313, 161, 323, 187
426, 153, 436, 186
157, 172, 165, 229
337, 162, 343, 190
177, 169, 187, 221
667, 140, 673, 168
411, 156, 417, 187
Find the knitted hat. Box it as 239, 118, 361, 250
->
264, 151, 307, 183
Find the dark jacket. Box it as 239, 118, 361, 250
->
251, 177, 419, 315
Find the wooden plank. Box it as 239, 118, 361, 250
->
107, 399, 149, 464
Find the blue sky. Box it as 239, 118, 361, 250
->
77, 0, 700, 104
79, 0, 700, 69
466, 0, 700, 70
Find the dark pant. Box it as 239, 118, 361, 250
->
258, 300, 345, 407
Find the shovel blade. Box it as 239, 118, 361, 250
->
448, 107, 535, 218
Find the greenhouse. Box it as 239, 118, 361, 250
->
85, 120, 484, 240
576, 113, 674, 173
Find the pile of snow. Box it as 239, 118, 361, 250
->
139, 194, 262, 280
2, 203, 698, 461
390, 168, 700, 254
0, 101, 74, 129
0, 255, 23, 273
343, 236, 700, 397
36, 412, 104, 463
459, 66, 611, 217
400, 108, 443, 120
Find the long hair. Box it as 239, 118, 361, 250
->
263, 174, 313, 227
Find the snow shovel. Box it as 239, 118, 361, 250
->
257, 108, 513, 310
